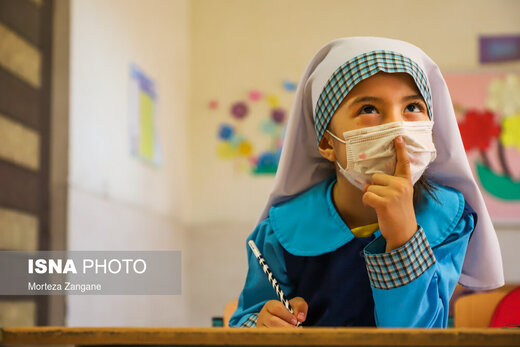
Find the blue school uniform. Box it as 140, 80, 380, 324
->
229, 175, 476, 328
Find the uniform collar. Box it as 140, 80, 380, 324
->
269, 175, 464, 256
269, 175, 357, 256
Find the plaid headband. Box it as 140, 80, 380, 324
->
314, 50, 433, 144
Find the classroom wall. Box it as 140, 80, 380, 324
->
187, 0, 520, 326
67, 0, 191, 326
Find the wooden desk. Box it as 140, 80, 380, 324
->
0, 327, 519, 346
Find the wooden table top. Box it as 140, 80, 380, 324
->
0, 327, 519, 346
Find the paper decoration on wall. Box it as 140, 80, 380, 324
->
218, 123, 234, 140
213, 81, 296, 175
480, 35, 520, 63
248, 90, 263, 102
271, 108, 286, 123
129, 64, 163, 166
266, 94, 280, 107
231, 101, 249, 120
445, 72, 520, 222
283, 79, 297, 91
209, 100, 219, 109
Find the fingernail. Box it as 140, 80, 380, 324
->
298, 312, 305, 320
291, 317, 297, 325
396, 136, 403, 142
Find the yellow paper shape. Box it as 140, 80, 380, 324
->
217, 141, 238, 159
139, 91, 154, 160
501, 113, 520, 151
266, 94, 280, 107
238, 141, 253, 156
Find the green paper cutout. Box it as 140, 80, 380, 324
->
476, 162, 520, 200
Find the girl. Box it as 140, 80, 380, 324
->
228, 37, 504, 328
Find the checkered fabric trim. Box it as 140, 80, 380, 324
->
314, 50, 433, 144
364, 227, 436, 290
240, 313, 258, 327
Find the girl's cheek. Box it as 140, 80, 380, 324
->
405, 113, 429, 121
357, 114, 381, 126
335, 147, 347, 164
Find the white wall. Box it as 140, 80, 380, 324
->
67, 0, 191, 326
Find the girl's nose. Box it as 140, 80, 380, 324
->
384, 107, 404, 124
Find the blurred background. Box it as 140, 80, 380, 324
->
0, 0, 519, 328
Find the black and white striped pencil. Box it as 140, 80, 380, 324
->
248, 240, 302, 327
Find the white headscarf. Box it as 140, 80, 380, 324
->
259, 37, 504, 290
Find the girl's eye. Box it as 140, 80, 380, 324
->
359, 105, 379, 114
405, 103, 422, 113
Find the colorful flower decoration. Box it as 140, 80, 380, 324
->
217, 141, 237, 159
254, 152, 278, 174
458, 109, 500, 152
283, 80, 297, 91
209, 100, 219, 109
214, 85, 294, 175
249, 90, 263, 102
501, 113, 520, 151
218, 124, 234, 140
271, 108, 286, 124
260, 118, 278, 136
266, 94, 280, 107
229, 133, 245, 147
231, 101, 249, 120
486, 74, 520, 116
238, 141, 253, 156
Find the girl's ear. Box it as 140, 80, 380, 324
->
318, 132, 336, 162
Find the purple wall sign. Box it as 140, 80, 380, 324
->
480, 35, 520, 63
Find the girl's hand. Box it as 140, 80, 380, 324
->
362, 136, 418, 252
257, 297, 307, 327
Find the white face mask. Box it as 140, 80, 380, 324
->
326, 121, 437, 190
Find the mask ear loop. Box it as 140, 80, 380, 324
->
324, 129, 351, 176
325, 129, 346, 144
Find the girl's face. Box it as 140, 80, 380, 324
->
321, 72, 430, 164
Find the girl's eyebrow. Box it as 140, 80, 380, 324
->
349, 94, 424, 106
349, 96, 381, 105
402, 94, 425, 102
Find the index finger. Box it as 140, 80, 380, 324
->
289, 297, 308, 323
393, 136, 411, 179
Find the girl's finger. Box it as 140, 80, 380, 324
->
266, 301, 298, 325
263, 315, 298, 328
289, 297, 308, 323
371, 173, 392, 186
365, 184, 390, 197
362, 191, 386, 209
394, 136, 412, 179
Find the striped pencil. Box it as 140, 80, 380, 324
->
248, 240, 302, 327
